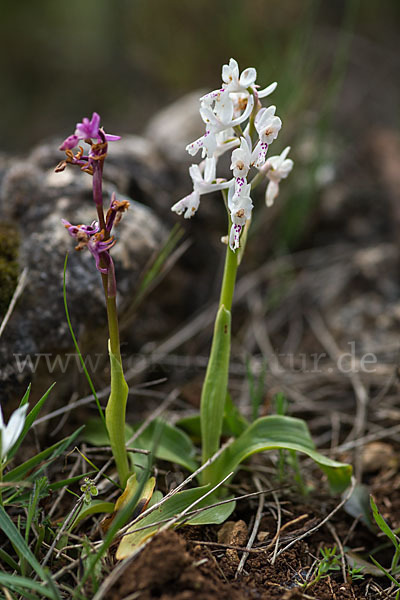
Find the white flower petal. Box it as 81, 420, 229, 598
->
239, 67, 257, 88
257, 82, 278, 98
1, 404, 28, 458
171, 191, 200, 219
266, 180, 279, 207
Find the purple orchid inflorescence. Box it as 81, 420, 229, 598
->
57, 114, 128, 296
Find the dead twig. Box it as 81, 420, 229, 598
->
235, 476, 265, 578
0, 267, 28, 338
275, 476, 357, 559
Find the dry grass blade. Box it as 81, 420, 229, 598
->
0, 267, 28, 338
235, 476, 265, 578
275, 476, 357, 558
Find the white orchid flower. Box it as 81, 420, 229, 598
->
227, 181, 253, 250
171, 157, 232, 218
253, 106, 282, 167
222, 58, 257, 93
201, 58, 258, 105
0, 403, 28, 461
230, 137, 252, 179
186, 93, 254, 157
265, 146, 294, 206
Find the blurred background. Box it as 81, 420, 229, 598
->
1, 0, 399, 248
1, 0, 398, 148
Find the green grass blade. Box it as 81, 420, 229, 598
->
370, 556, 400, 589
4, 426, 84, 483
75, 460, 153, 596
370, 496, 399, 548
63, 254, 106, 428
0, 507, 60, 599
0, 547, 20, 572
18, 383, 31, 406
0, 572, 57, 599
211, 415, 352, 492
127, 224, 185, 313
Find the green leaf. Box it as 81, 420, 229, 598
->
133, 419, 198, 473
101, 474, 155, 533
200, 305, 231, 481
4, 426, 84, 483
184, 495, 236, 526
77, 462, 152, 594
105, 345, 130, 487
370, 496, 399, 548
70, 500, 115, 530
178, 411, 247, 444
83, 417, 134, 446
211, 415, 352, 493
224, 391, 248, 436
0, 506, 60, 599
116, 485, 212, 558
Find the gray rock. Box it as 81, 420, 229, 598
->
0, 138, 169, 398
145, 91, 205, 165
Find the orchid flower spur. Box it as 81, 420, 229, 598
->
0, 404, 28, 462
57, 114, 130, 487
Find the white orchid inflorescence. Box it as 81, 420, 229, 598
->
171, 58, 294, 251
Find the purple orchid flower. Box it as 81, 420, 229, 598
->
59, 112, 120, 151
62, 219, 116, 272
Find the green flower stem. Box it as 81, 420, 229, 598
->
101, 268, 129, 487
219, 240, 238, 312
200, 197, 239, 485
105, 292, 122, 364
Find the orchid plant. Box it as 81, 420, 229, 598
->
115, 59, 352, 558
57, 113, 131, 488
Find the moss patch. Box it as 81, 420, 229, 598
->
0, 223, 19, 316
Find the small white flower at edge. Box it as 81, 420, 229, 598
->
265, 146, 294, 207
171, 157, 232, 218
0, 403, 28, 460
